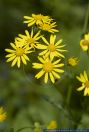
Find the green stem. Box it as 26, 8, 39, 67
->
66, 85, 72, 105
83, 2, 89, 33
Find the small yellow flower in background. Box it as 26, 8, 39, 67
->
39, 22, 59, 33
47, 120, 57, 129
5, 42, 32, 68
68, 57, 78, 66
16, 29, 41, 49
33, 56, 64, 83
33, 122, 41, 132
36, 35, 66, 60
33, 128, 41, 132
80, 33, 89, 51
76, 71, 89, 96
0, 107, 7, 122
24, 14, 52, 27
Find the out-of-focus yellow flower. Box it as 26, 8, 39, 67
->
0, 107, 7, 122
68, 57, 78, 66
16, 30, 41, 49
80, 33, 89, 51
33, 122, 41, 132
33, 128, 41, 132
76, 71, 89, 96
33, 56, 64, 83
24, 14, 52, 27
5, 42, 32, 68
39, 22, 59, 33
36, 35, 66, 60
47, 120, 57, 129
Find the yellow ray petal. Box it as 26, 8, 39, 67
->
84, 71, 88, 81
52, 71, 60, 79
25, 30, 30, 37
53, 59, 61, 65
50, 35, 56, 44
17, 57, 20, 68
55, 39, 62, 46
24, 16, 33, 19
39, 50, 48, 56
21, 56, 27, 65
5, 53, 15, 58
33, 63, 43, 69
36, 44, 47, 49
28, 21, 35, 27
34, 31, 40, 39
49, 72, 55, 83
44, 73, 48, 83
84, 88, 88, 96
54, 63, 64, 67
23, 54, 29, 61
54, 69, 64, 73
10, 43, 16, 49
6, 55, 16, 62
35, 70, 45, 79
11, 57, 18, 67
5, 49, 15, 53
77, 85, 85, 91
42, 36, 49, 45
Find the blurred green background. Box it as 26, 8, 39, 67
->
0, 0, 89, 131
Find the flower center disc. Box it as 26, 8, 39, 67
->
42, 24, 50, 30
34, 15, 43, 20
26, 38, 35, 45
16, 48, 24, 56
43, 62, 53, 72
48, 44, 56, 52
82, 40, 89, 46
85, 81, 89, 88
68, 58, 77, 66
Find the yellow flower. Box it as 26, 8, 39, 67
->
33, 122, 41, 132
68, 57, 78, 66
36, 35, 66, 60
76, 71, 89, 96
16, 29, 41, 49
0, 107, 7, 122
33, 56, 64, 83
47, 120, 57, 129
39, 22, 59, 33
80, 33, 89, 51
5, 42, 32, 68
33, 128, 41, 132
24, 14, 51, 27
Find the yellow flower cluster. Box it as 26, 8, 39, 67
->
24, 14, 58, 33
76, 33, 89, 96
5, 13, 66, 83
33, 120, 57, 132
0, 107, 7, 122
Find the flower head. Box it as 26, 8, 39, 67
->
33, 56, 64, 83
0, 107, 7, 122
39, 22, 59, 33
33, 122, 41, 132
68, 57, 78, 66
80, 33, 89, 51
47, 120, 57, 129
36, 35, 66, 60
76, 71, 89, 96
5, 42, 32, 68
24, 14, 51, 27
16, 29, 41, 49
